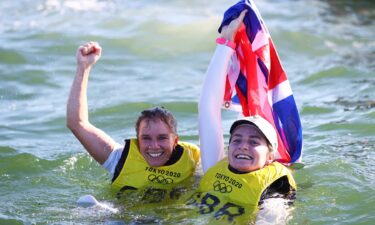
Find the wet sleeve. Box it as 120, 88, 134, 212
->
102, 142, 124, 177
199, 45, 235, 173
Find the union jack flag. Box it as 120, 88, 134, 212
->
219, 0, 303, 163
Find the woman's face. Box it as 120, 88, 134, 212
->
138, 118, 179, 167
228, 124, 273, 173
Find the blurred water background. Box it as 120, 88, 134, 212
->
0, 0, 374, 224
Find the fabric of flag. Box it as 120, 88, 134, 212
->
219, 0, 303, 163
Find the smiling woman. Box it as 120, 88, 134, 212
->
192, 4, 297, 223
191, 115, 296, 224
66, 42, 200, 202
227, 117, 276, 173
136, 107, 179, 167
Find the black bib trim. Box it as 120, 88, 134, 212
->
112, 139, 131, 182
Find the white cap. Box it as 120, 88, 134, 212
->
229, 115, 278, 151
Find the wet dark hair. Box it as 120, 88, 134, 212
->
135, 106, 177, 137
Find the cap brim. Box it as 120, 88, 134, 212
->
229, 119, 258, 134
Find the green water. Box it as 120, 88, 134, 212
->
1, 0, 374, 224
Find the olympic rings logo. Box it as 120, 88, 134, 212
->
148, 174, 174, 185
213, 180, 232, 193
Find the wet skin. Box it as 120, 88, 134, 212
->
228, 124, 273, 173
137, 119, 179, 167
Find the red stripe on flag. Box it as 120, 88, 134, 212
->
268, 39, 288, 90
232, 24, 291, 163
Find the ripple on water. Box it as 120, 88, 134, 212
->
0, 149, 112, 224
300, 105, 336, 115
0, 218, 23, 225
0, 146, 53, 178
332, 97, 375, 111
293, 157, 375, 224
300, 66, 356, 84
317, 122, 375, 136
0, 48, 27, 64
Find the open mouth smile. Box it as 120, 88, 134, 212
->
147, 152, 164, 158
235, 154, 253, 160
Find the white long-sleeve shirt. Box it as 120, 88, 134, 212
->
198, 44, 235, 173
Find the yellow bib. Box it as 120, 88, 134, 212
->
111, 139, 200, 201
187, 158, 296, 222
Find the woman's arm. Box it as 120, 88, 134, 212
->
199, 10, 248, 173
198, 46, 234, 173
67, 42, 117, 165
